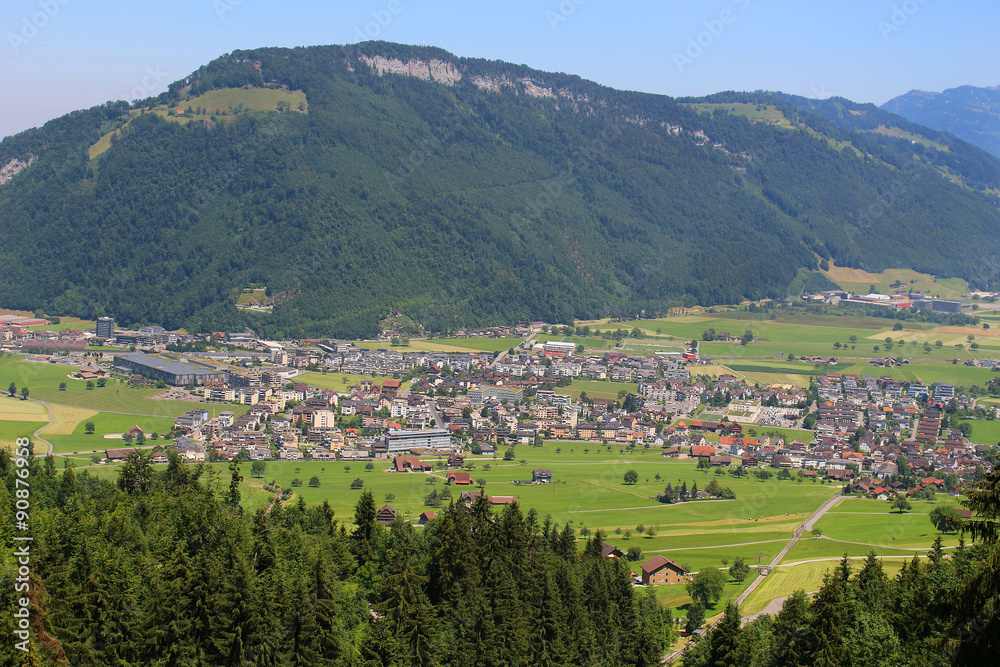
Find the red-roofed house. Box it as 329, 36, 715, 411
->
447, 471, 473, 485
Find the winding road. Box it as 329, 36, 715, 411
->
661, 490, 847, 663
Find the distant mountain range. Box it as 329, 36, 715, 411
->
2, 42, 1000, 339
882, 85, 1000, 158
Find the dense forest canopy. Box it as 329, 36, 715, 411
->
2, 43, 999, 338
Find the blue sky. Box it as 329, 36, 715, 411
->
1, 0, 997, 139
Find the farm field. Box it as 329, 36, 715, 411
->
740, 559, 906, 616
0, 357, 200, 416
653, 578, 756, 622
26, 316, 97, 332
564, 379, 638, 401
957, 419, 1000, 446
587, 309, 993, 364
44, 410, 179, 454
700, 357, 998, 391
683, 102, 792, 126
294, 371, 412, 392
64, 445, 966, 618
820, 263, 969, 300
0, 396, 49, 420
0, 419, 46, 451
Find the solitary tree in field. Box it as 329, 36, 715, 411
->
8, 382, 15, 397
86, 381, 95, 390
891, 495, 912, 513
623, 470, 638, 485
59, 382, 67, 391
309, 476, 321, 487
84, 421, 95, 434
20, 387, 28, 400
730, 557, 750, 583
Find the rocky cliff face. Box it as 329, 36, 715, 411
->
0, 155, 35, 186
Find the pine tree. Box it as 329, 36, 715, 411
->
707, 602, 741, 666
227, 459, 243, 509
351, 489, 379, 566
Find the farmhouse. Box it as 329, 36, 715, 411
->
376, 505, 397, 525
639, 555, 687, 585
532, 469, 552, 483
447, 471, 473, 485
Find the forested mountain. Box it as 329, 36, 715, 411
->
2, 43, 1000, 338
883, 85, 1000, 158
0, 451, 668, 666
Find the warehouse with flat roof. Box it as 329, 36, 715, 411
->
113, 354, 227, 386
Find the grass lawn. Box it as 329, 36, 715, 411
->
957, 419, 1000, 446
26, 316, 97, 332
0, 356, 206, 417
294, 371, 412, 392
594, 309, 993, 365
0, 420, 46, 451
821, 263, 968, 300
740, 559, 906, 615
0, 396, 49, 420
44, 411, 179, 453
564, 379, 638, 401
434, 337, 523, 353
652, 578, 757, 624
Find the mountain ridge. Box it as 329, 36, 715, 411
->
1, 42, 999, 338
882, 84, 1000, 158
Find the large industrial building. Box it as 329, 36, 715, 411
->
113, 353, 227, 386
382, 428, 452, 453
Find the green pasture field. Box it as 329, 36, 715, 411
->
705, 357, 997, 391
740, 559, 906, 616
58, 445, 868, 614
90, 87, 308, 158
44, 411, 179, 454
26, 316, 96, 332
564, 379, 638, 401
236, 288, 268, 305
822, 264, 968, 300
654, 579, 756, 622
433, 337, 523, 353
0, 420, 46, 451
587, 310, 991, 363
869, 125, 951, 152
957, 419, 1000, 446
0, 357, 210, 417
682, 102, 792, 126
294, 371, 412, 392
